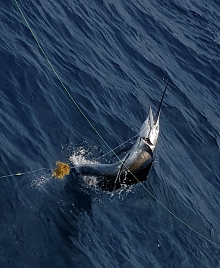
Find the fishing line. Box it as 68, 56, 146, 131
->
0, 168, 52, 179
13, 0, 126, 164
12, 0, 220, 251
133, 178, 220, 249
13, 0, 153, 178
0, 123, 151, 180
96, 131, 139, 160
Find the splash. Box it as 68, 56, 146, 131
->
69, 146, 99, 165
69, 147, 100, 187
30, 173, 53, 190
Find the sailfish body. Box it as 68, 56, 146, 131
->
75, 107, 160, 191
75, 83, 167, 191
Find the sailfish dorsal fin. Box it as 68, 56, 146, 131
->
139, 107, 154, 138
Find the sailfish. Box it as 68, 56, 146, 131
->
74, 83, 168, 191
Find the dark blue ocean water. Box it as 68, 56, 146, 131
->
1, 0, 220, 267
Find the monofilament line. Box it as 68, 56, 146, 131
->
13, 0, 220, 251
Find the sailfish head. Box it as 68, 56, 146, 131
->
139, 107, 160, 151
139, 82, 167, 150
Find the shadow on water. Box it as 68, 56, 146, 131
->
63, 171, 94, 217
0, 172, 96, 268
38, 173, 96, 268
50, 166, 103, 268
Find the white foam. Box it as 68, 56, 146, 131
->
83, 176, 99, 188
69, 146, 100, 165
69, 147, 100, 187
